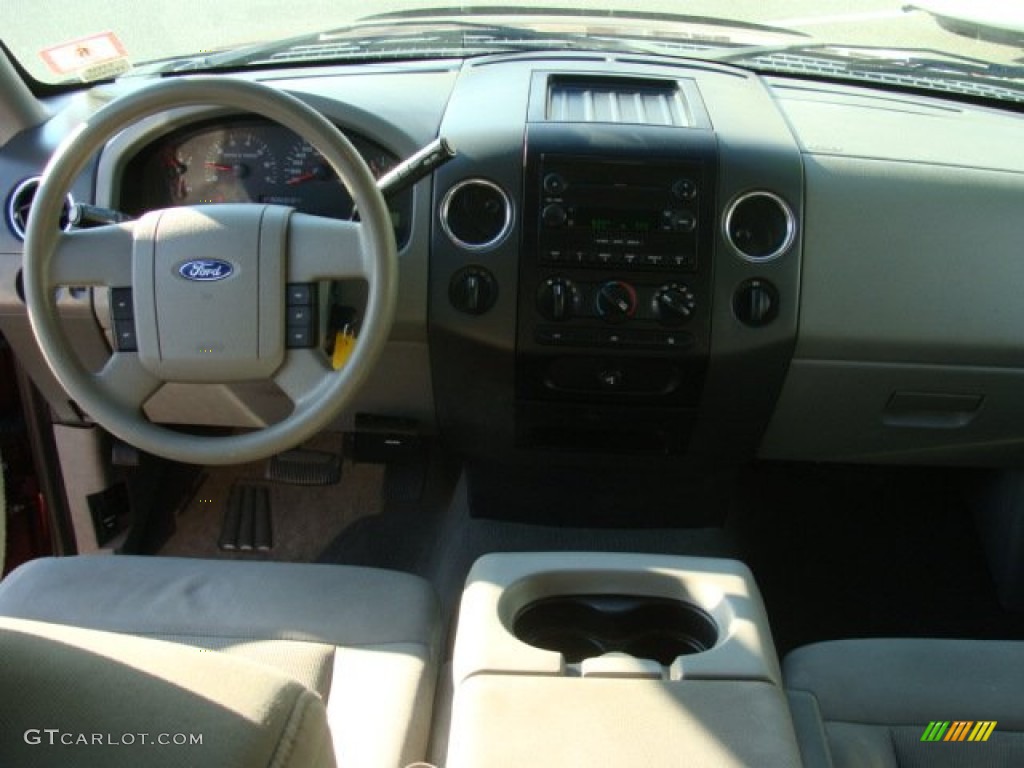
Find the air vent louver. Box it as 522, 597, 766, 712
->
547, 77, 691, 126
6, 177, 74, 241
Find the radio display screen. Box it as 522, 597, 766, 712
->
576, 207, 660, 234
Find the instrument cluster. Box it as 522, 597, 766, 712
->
119, 117, 412, 245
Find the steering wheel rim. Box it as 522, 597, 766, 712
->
23, 77, 398, 465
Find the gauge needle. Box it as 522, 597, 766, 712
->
286, 172, 316, 186
205, 162, 232, 171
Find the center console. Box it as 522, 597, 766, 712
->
444, 553, 803, 767
514, 108, 717, 454
429, 61, 804, 520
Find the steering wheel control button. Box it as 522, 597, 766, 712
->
286, 326, 314, 348
109, 287, 138, 351
110, 287, 134, 320
287, 306, 313, 325
286, 283, 314, 306
114, 321, 138, 352
285, 282, 317, 348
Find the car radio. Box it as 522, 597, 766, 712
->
518, 153, 714, 367
535, 159, 701, 278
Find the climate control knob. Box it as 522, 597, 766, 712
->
595, 280, 637, 323
537, 277, 578, 321
654, 283, 697, 325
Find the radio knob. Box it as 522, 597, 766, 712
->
595, 280, 637, 323
537, 277, 578, 321
543, 173, 568, 195
654, 283, 697, 325
541, 204, 568, 228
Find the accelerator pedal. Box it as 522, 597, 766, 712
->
266, 448, 342, 486
218, 483, 272, 551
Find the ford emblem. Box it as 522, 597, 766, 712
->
178, 259, 234, 282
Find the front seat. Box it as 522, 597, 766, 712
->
784, 638, 1024, 767
0, 555, 441, 768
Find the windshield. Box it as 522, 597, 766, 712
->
5, 1, 1024, 100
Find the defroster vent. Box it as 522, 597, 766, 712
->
546, 77, 691, 127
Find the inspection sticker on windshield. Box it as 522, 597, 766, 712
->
40, 32, 130, 81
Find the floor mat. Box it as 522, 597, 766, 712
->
731, 463, 1024, 656
159, 460, 384, 563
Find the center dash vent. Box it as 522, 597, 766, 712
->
546, 77, 691, 127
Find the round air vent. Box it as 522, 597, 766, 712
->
6, 177, 75, 241
440, 179, 513, 250
723, 191, 795, 262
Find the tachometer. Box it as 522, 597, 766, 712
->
284, 140, 334, 186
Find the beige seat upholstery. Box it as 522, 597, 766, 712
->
784, 638, 1024, 768
0, 556, 441, 768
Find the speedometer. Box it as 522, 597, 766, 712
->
204, 131, 279, 186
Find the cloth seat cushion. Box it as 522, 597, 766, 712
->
0, 555, 441, 768
783, 638, 1024, 768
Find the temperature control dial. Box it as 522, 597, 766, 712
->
654, 283, 697, 325
595, 280, 638, 323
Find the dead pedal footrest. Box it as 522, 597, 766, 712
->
219, 483, 272, 551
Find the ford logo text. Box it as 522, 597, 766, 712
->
178, 259, 234, 282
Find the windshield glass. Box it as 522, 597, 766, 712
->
5, 1, 1024, 99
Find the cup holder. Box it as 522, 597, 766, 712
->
512, 594, 718, 665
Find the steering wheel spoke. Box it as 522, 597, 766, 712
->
93, 353, 162, 413
287, 213, 370, 282
273, 347, 334, 407
50, 224, 134, 288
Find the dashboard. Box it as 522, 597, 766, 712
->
1, 51, 1024, 501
